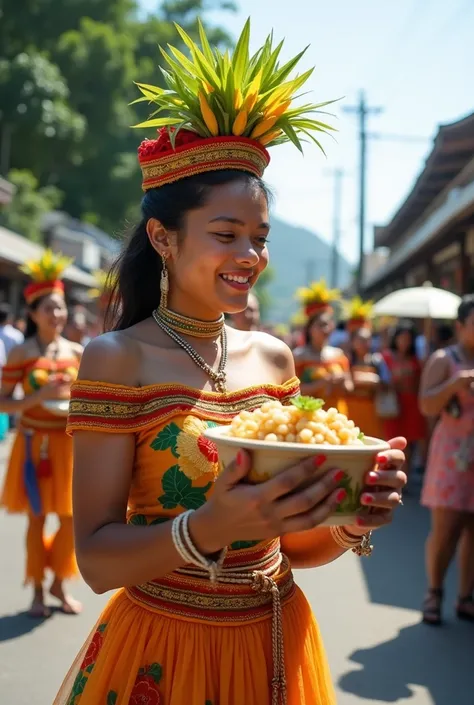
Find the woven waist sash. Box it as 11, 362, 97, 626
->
126, 539, 294, 705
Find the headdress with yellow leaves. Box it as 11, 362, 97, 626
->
345, 296, 373, 332
88, 269, 117, 312
296, 279, 340, 318
20, 249, 73, 305
133, 19, 336, 190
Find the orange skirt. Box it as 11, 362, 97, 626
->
53, 557, 336, 705
1, 426, 73, 516
346, 396, 384, 440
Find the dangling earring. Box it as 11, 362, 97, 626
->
160, 254, 169, 310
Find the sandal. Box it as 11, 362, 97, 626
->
422, 587, 443, 626
456, 595, 474, 622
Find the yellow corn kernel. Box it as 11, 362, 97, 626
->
251, 115, 279, 139
198, 92, 219, 136
232, 109, 248, 136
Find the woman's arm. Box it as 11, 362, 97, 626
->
419, 350, 463, 417
281, 526, 350, 567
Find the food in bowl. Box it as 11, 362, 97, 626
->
228, 396, 364, 446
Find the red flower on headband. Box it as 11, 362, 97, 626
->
138, 128, 202, 159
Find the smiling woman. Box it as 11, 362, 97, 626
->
53, 19, 407, 705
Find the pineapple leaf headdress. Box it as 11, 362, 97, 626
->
133, 18, 337, 153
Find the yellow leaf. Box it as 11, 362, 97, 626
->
232, 109, 248, 136
198, 92, 219, 136
251, 115, 279, 139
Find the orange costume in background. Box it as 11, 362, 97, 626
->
0, 355, 79, 584
295, 351, 350, 416
0, 249, 79, 585
54, 379, 336, 705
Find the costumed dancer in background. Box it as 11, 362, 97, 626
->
229, 291, 260, 331
54, 21, 406, 705
0, 251, 82, 617
346, 297, 390, 439
87, 268, 118, 337
294, 280, 352, 415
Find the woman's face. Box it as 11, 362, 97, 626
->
458, 309, 474, 348
395, 330, 413, 355
31, 293, 68, 336
309, 312, 334, 348
155, 180, 269, 319
352, 329, 371, 357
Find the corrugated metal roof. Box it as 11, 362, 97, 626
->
0, 225, 96, 287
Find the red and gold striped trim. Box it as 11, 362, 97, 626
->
24, 280, 65, 305
126, 540, 295, 624
140, 136, 270, 191
67, 377, 300, 434
305, 302, 333, 317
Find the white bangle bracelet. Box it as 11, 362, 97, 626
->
171, 510, 227, 582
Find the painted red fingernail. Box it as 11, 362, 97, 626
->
362, 493, 374, 504
334, 470, 345, 483
236, 451, 243, 467
367, 472, 378, 484
356, 517, 366, 527
314, 454, 327, 467
335, 489, 347, 503
377, 455, 388, 464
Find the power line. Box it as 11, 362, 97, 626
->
343, 92, 383, 294
327, 169, 344, 289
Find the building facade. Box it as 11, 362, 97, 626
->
362, 112, 474, 299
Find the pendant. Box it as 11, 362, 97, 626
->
214, 372, 227, 394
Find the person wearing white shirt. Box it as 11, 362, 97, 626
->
0, 303, 24, 355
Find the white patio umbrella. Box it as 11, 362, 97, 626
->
373, 284, 461, 320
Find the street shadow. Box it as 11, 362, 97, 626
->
358, 493, 457, 611
0, 609, 51, 641
338, 619, 473, 705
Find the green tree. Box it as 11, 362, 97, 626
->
1, 169, 63, 242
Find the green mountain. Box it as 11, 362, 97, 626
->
263, 216, 352, 323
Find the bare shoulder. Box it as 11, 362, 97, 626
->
420, 347, 451, 388
79, 331, 141, 386
67, 340, 84, 360
251, 330, 296, 383
324, 345, 345, 360
4, 340, 29, 365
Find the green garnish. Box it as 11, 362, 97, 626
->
358, 432, 365, 440
291, 395, 325, 412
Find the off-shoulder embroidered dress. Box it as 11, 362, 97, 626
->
54, 378, 336, 705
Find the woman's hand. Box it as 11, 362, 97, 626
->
36, 376, 72, 401
347, 437, 407, 535
190, 451, 348, 554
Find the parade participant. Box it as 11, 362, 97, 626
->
0, 250, 82, 617
345, 298, 389, 439
294, 280, 352, 415
54, 22, 406, 705
382, 321, 427, 472
0, 302, 24, 354
87, 268, 117, 335
420, 295, 474, 624
229, 290, 260, 331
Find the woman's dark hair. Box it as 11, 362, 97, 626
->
106, 170, 271, 331
390, 320, 417, 357
25, 297, 44, 339
457, 294, 474, 324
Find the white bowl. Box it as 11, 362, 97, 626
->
204, 425, 390, 526
42, 400, 70, 417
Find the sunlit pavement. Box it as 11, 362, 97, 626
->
0, 435, 471, 705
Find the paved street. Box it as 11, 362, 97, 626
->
0, 435, 472, 705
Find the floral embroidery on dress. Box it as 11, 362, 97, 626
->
175, 417, 219, 480
158, 465, 212, 510
67, 624, 107, 704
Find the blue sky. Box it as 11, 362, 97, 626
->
139, 0, 473, 263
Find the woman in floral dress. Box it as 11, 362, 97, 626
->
54, 23, 407, 705
420, 295, 474, 624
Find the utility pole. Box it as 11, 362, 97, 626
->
343, 93, 383, 293
329, 168, 343, 288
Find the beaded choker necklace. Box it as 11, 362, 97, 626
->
155, 306, 225, 339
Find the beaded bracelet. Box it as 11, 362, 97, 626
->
171, 509, 227, 582
330, 525, 373, 557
